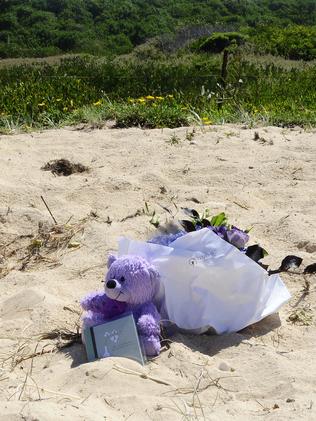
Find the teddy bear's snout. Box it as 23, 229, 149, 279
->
106, 279, 117, 289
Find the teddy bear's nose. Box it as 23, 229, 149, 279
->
106, 279, 117, 289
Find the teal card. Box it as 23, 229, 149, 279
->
83, 313, 145, 365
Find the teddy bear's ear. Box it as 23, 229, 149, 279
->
148, 264, 160, 281
107, 254, 117, 268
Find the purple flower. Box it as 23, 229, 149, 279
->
226, 227, 249, 249
149, 221, 249, 251
206, 225, 228, 239
214, 225, 228, 239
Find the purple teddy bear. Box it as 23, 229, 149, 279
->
81, 255, 161, 357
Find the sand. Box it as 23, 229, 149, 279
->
0, 124, 315, 420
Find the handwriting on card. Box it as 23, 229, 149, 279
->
104, 329, 119, 344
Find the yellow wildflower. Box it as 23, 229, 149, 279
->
138, 98, 146, 103
155, 96, 164, 100
93, 100, 102, 106
167, 94, 174, 98
38, 102, 45, 107
145, 95, 155, 100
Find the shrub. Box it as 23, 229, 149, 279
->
250, 25, 316, 61
198, 32, 247, 53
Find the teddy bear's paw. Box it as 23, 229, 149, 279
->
82, 311, 106, 329
137, 314, 160, 336
80, 291, 107, 312
140, 334, 161, 357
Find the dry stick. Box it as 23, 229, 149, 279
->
25, 383, 81, 400
206, 374, 238, 393
113, 364, 175, 387
14, 343, 54, 367
120, 209, 142, 222
233, 201, 249, 210
30, 342, 41, 376
3, 234, 33, 249
63, 306, 81, 315
168, 375, 239, 396
18, 372, 28, 401
65, 215, 73, 225
192, 371, 205, 420
212, 390, 219, 408
217, 49, 229, 110
7, 382, 22, 401
40, 195, 58, 225
80, 393, 92, 405
255, 399, 270, 413
9, 341, 29, 370
166, 349, 209, 368
2, 327, 81, 370
28, 374, 42, 401
169, 398, 190, 419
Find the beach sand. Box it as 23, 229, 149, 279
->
0, 124, 315, 420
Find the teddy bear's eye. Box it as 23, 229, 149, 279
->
120, 276, 125, 283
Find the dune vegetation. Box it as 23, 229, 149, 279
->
0, 1, 315, 132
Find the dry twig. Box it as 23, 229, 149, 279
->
113, 364, 175, 387
40, 195, 58, 225
0, 217, 87, 278
1, 326, 81, 371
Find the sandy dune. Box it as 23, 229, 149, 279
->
0, 124, 315, 420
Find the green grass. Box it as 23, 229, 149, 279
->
67, 97, 190, 129
0, 53, 315, 133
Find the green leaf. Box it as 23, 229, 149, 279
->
210, 212, 227, 227
149, 215, 160, 228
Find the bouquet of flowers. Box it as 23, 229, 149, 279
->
117, 207, 314, 333
149, 207, 316, 274
149, 208, 269, 266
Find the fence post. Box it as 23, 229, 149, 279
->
218, 49, 229, 109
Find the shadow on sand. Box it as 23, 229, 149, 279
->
63, 312, 281, 367
166, 312, 281, 357
61, 342, 88, 368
